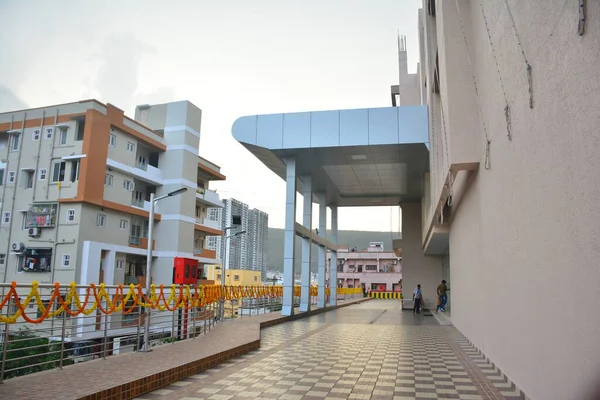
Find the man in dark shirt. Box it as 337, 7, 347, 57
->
412, 284, 423, 314
436, 280, 448, 313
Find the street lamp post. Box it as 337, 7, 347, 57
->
219, 229, 246, 320
141, 187, 188, 352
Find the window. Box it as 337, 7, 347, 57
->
76, 120, 85, 141
7, 171, 15, 184
116, 260, 124, 269
44, 127, 53, 139
337, 264, 344, 272
24, 170, 34, 189
96, 213, 106, 227
66, 209, 75, 222
52, 162, 66, 182
105, 173, 113, 186
119, 219, 128, 230
0, 169, 4, 185
32, 129, 40, 141
254, 276, 258, 282
234, 275, 240, 281
0, 254, 5, 265
123, 180, 134, 191
58, 129, 68, 145
10, 134, 19, 151
2, 212, 11, 224
62, 254, 71, 267
38, 168, 46, 181
69, 160, 80, 182
109, 134, 116, 147
365, 265, 377, 271
126, 142, 135, 152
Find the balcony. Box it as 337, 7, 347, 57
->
26, 203, 58, 228
195, 217, 220, 230
193, 248, 217, 259
196, 188, 224, 208
106, 158, 162, 186
131, 198, 151, 212
135, 161, 148, 171
128, 236, 155, 250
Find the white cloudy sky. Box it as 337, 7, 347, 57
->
0, 0, 421, 233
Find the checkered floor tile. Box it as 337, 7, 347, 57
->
138, 301, 525, 400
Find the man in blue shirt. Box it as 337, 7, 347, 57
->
412, 284, 423, 314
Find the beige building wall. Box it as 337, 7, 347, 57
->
416, 1, 600, 399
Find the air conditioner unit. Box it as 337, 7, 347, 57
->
28, 228, 41, 237
11, 242, 25, 252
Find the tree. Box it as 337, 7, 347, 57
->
1, 327, 74, 379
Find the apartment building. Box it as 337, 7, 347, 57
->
326, 242, 401, 292
0, 99, 225, 288
247, 208, 268, 279
207, 198, 268, 278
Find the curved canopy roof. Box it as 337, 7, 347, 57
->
232, 105, 430, 207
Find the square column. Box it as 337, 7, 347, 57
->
317, 194, 327, 308
329, 206, 338, 306
299, 176, 312, 312
281, 158, 297, 316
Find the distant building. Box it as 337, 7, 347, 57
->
326, 242, 402, 292
247, 208, 268, 279
205, 266, 261, 286
206, 198, 268, 279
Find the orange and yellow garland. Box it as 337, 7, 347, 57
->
0, 282, 347, 324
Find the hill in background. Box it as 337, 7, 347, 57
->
267, 227, 398, 272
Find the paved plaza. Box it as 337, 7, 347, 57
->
137, 300, 525, 400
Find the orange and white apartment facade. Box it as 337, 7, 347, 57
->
0, 99, 224, 287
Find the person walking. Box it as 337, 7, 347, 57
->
412, 284, 423, 314
436, 280, 448, 313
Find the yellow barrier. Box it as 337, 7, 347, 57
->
337, 288, 363, 295
0, 282, 331, 324
369, 291, 403, 299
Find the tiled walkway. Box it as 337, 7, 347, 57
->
136, 301, 526, 400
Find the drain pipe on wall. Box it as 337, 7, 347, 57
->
31, 110, 45, 202
49, 202, 66, 285
0, 115, 15, 296
45, 109, 59, 200
2, 112, 27, 286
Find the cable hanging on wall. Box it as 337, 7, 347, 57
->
503, 0, 534, 108
578, 0, 586, 36
479, 1, 512, 141
453, 0, 492, 169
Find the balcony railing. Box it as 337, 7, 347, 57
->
195, 217, 220, 230
135, 161, 148, 171
131, 198, 144, 208
195, 188, 223, 208
129, 236, 141, 246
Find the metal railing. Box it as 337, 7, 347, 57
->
135, 161, 148, 171
131, 198, 145, 208
0, 283, 361, 382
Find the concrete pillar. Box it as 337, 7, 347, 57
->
299, 176, 312, 312
281, 158, 297, 316
329, 206, 338, 306
316, 194, 327, 308
399, 203, 442, 309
